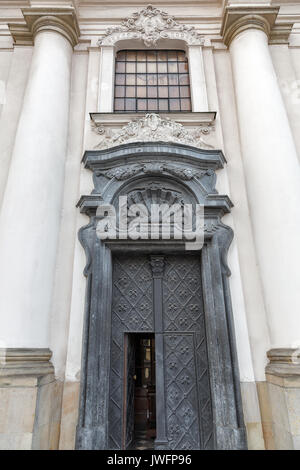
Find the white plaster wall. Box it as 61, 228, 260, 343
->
64, 47, 100, 382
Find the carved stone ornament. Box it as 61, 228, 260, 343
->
96, 162, 215, 182
93, 113, 214, 151
149, 255, 165, 278
76, 141, 247, 450
98, 4, 204, 47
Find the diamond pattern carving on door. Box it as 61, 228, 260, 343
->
164, 334, 201, 449
163, 256, 204, 332
109, 255, 154, 449
163, 256, 214, 449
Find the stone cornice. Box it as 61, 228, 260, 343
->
8, 7, 80, 47
221, 6, 280, 47
90, 111, 216, 128
269, 23, 294, 45
0, 348, 54, 377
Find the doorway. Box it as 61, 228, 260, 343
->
113, 253, 214, 450
76, 141, 247, 450
124, 334, 156, 450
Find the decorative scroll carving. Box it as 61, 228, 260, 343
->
215, 223, 234, 277
97, 162, 214, 182
99, 166, 143, 181
93, 114, 214, 151
78, 218, 95, 277
98, 4, 204, 47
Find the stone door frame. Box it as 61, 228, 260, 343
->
75, 141, 247, 450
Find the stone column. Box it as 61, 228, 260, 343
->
222, 6, 300, 449
222, 6, 300, 348
0, 9, 79, 349
0, 9, 79, 449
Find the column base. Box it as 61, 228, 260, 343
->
215, 425, 248, 450
266, 348, 300, 449
75, 425, 107, 450
154, 439, 169, 450
0, 348, 62, 450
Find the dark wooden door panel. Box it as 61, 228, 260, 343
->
109, 255, 154, 449
123, 334, 135, 449
163, 255, 214, 449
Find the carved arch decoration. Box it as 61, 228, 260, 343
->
75, 141, 247, 450
98, 4, 204, 48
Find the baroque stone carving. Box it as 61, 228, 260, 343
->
98, 4, 204, 47
150, 255, 165, 278
97, 162, 214, 182
126, 185, 185, 209
76, 142, 247, 450
93, 113, 214, 151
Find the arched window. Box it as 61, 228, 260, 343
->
114, 50, 191, 113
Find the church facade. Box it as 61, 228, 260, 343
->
0, 0, 300, 450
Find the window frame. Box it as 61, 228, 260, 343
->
113, 49, 192, 113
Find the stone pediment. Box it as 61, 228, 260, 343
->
92, 113, 215, 151
98, 4, 204, 47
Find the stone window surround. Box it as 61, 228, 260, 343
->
98, 37, 208, 114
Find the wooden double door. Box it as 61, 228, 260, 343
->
108, 253, 214, 450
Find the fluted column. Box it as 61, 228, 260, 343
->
222, 6, 300, 349
0, 9, 79, 349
